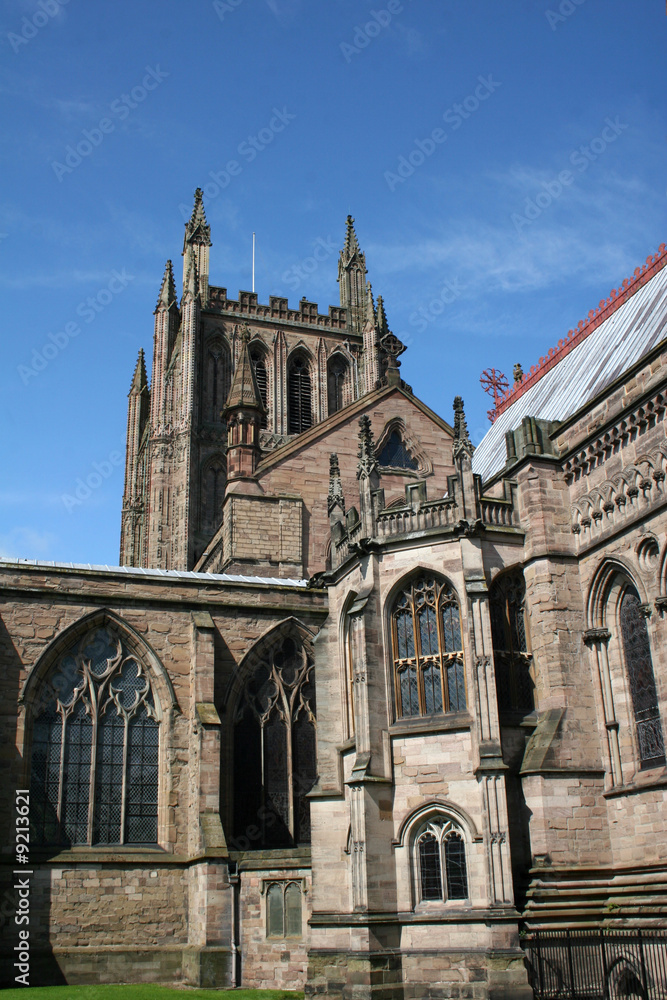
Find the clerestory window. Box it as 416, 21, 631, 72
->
29, 625, 159, 846
391, 574, 466, 719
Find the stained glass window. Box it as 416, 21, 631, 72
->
416, 818, 469, 903
266, 881, 303, 938
234, 635, 317, 848
378, 430, 419, 470
620, 588, 665, 769
391, 575, 466, 719
489, 570, 534, 717
29, 625, 160, 846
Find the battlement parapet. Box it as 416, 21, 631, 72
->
207, 287, 349, 330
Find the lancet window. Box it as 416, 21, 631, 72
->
29, 625, 159, 846
288, 355, 312, 434
233, 635, 317, 848
489, 569, 534, 717
391, 574, 466, 719
200, 456, 226, 535
204, 339, 231, 423
250, 347, 269, 429
619, 587, 665, 769
327, 355, 348, 416
415, 817, 468, 903
266, 880, 303, 938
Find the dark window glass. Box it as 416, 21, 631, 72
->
620, 588, 666, 769
327, 357, 348, 416
445, 832, 468, 899
378, 430, 419, 470
250, 349, 268, 428
419, 834, 442, 900
490, 570, 534, 717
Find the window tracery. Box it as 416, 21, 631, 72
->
265, 880, 303, 938
378, 430, 419, 471
233, 635, 317, 847
391, 574, 466, 719
30, 626, 159, 846
415, 817, 468, 903
489, 569, 534, 717
619, 587, 665, 769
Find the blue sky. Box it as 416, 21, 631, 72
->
1, 0, 666, 564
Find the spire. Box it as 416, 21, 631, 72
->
357, 415, 378, 481
327, 453, 346, 519
452, 396, 475, 461
155, 259, 177, 311
129, 348, 148, 395
223, 324, 265, 415
338, 213, 368, 335
183, 188, 211, 250
343, 215, 361, 258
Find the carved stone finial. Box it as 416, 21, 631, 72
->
344, 215, 361, 256
327, 453, 346, 517
130, 348, 148, 394
239, 322, 251, 345
357, 415, 378, 480
184, 188, 211, 247
513, 363, 523, 383
452, 396, 475, 461
156, 259, 177, 311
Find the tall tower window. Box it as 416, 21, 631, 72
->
391, 574, 466, 719
489, 569, 534, 717
620, 587, 665, 769
327, 355, 348, 416
250, 348, 269, 429
204, 340, 231, 423
29, 625, 159, 846
288, 355, 312, 434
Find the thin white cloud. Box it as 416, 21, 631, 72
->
0, 527, 57, 560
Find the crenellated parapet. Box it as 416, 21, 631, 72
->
208, 287, 349, 330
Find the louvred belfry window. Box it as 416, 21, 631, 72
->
288, 356, 312, 434
391, 574, 466, 719
489, 569, 534, 717
250, 348, 268, 429
620, 587, 666, 769
29, 626, 159, 846
233, 635, 317, 848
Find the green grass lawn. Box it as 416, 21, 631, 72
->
1, 988, 303, 1000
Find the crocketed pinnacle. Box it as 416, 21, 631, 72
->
327, 453, 346, 516
156, 259, 177, 311
452, 396, 475, 460
365, 282, 376, 326
375, 295, 389, 337
223, 324, 265, 414
357, 415, 378, 480
129, 348, 148, 395
183, 187, 211, 248
344, 215, 361, 256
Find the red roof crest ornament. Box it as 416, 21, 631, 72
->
480, 368, 509, 423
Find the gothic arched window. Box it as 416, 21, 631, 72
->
203, 338, 231, 422
200, 456, 226, 535
288, 355, 312, 434
489, 569, 534, 717
266, 880, 303, 938
415, 817, 468, 903
327, 355, 348, 416
233, 635, 317, 848
250, 347, 269, 429
391, 574, 466, 719
619, 587, 665, 769
29, 625, 159, 846
378, 430, 419, 471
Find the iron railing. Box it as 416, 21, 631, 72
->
523, 928, 667, 999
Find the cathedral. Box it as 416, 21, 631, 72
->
1, 189, 666, 999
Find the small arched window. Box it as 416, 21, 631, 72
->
415, 817, 468, 903
489, 569, 534, 717
29, 625, 159, 846
250, 347, 268, 429
619, 587, 665, 769
327, 355, 348, 416
378, 430, 419, 471
288, 355, 312, 434
266, 880, 303, 938
391, 574, 466, 719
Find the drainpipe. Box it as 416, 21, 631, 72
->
228, 861, 240, 987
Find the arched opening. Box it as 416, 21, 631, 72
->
203, 337, 232, 423
489, 568, 534, 717
327, 354, 348, 416
378, 429, 419, 471
288, 354, 312, 434
200, 456, 226, 535
619, 585, 665, 769
250, 345, 269, 429
414, 815, 469, 904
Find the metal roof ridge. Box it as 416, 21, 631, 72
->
491, 242, 667, 420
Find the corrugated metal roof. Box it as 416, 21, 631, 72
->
472, 260, 667, 483
0, 558, 309, 588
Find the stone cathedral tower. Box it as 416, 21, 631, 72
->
120, 191, 399, 572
